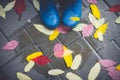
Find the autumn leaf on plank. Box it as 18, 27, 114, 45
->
87, 0, 97, 4
0, 4, 6, 19
56, 25, 71, 34
71, 54, 82, 70
72, 23, 87, 31
82, 24, 94, 37
53, 43, 64, 58
99, 59, 117, 68
63, 46, 73, 67
116, 64, 120, 71
4, 0, 16, 12
48, 69, 64, 76
24, 61, 35, 72
14, 0, 26, 15
88, 13, 105, 29
32, 55, 51, 66
33, 24, 54, 35
90, 4, 101, 19
97, 31, 104, 41
26, 52, 43, 62
88, 62, 101, 80
109, 4, 120, 12
94, 23, 108, 40
17, 72, 32, 80
115, 16, 120, 24
106, 66, 120, 80
49, 29, 60, 41
66, 72, 83, 80
2, 40, 19, 50
32, 0, 40, 10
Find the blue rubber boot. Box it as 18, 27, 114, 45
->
61, 0, 82, 28
39, 0, 60, 29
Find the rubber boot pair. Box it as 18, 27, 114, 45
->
40, 0, 82, 29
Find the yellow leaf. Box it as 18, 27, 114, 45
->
70, 17, 80, 21
116, 64, 120, 70
94, 23, 108, 39
88, 62, 101, 80
90, 4, 101, 19
63, 54, 73, 67
26, 52, 43, 62
49, 29, 60, 41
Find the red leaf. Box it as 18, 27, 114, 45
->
99, 59, 117, 68
2, 40, 19, 50
14, 0, 26, 15
56, 25, 71, 34
32, 55, 51, 66
53, 43, 64, 58
109, 4, 120, 12
106, 67, 120, 80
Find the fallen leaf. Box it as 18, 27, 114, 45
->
70, 17, 80, 21
98, 31, 103, 41
115, 16, 120, 24
72, 23, 87, 31
106, 67, 120, 80
88, 13, 105, 29
56, 25, 71, 34
63, 45, 73, 56
94, 18, 105, 29
87, 0, 97, 4
82, 24, 94, 37
53, 43, 64, 58
14, 0, 26, 15
90, 4, 101, 19
33, 24, 54, 35
32, 0, 40, 10
109, 4, 120, 12
2, 40, 19, 50
24, 61, 35, 72
63, 46, 73, 67
99, 59, 117, 68
26, 52, 43, 62
94, 23, 108, 39
17, 72, 32, 80
48, 69, 64, 75
0, 4, 6, 19
88, 13, 97, 25
63, 54, 73, 68
49, 29, 60, 41
116, 64, 120, 71
32, 55, 51, 66
71, 54, 82, 70
4, 0, 16, 12
88, 62, 101, 80
66, 72, 83, 80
